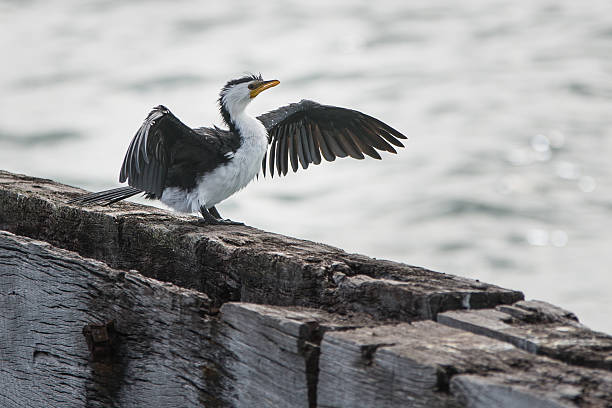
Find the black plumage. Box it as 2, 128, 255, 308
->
257, 100, 407, 177
70, 186, 142, 206
68, 75, 407, 226
69, 105, 242, 206
119, 105, 240, 197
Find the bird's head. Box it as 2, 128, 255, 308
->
218, 73, 279, 123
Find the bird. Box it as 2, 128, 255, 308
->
69, 73, 407, 225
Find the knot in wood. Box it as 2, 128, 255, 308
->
83, 320, 118, 362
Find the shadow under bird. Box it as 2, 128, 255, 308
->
69, 74, 407, 225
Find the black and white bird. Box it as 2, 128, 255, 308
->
69, 74, 407, 225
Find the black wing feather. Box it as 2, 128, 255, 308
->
337, 129, 364, 160
298, 125, 310, 169
313, 123, 335, 162
358, 119, 397, 153
347, 128, 381, 160
322, 126, 348, 158
67, 186, 142, 206
307, 123, 322, 165
118, 106, 240, 197
257, 99, 406, 176
70, 105, 240, 207
276, 130, 286, 176
119, 105, 195, 197
378, 128, 405, 148
289, 128, 300, 172
269, 136, 277, 177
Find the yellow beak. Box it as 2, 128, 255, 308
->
250, 79, 280, 98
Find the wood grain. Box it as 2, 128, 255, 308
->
317, 322, 612, 408
2, 170, 611, 407
438, 301, 612, 371
0, 231, 216, 407
0, 170, 523, 321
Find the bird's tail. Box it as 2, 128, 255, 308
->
67, 186, 143, 206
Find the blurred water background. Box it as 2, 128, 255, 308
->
1, 0, 611, 333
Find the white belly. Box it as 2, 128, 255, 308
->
194, 137, 267, 209
160, 114, 268, 214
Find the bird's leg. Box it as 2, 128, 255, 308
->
209, 206, 222, 219
208, 205, 244, 225
197, 205, 244, 226
199, 206, 220, 224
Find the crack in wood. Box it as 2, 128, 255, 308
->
2, 171, 610, 407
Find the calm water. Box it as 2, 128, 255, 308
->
1, 0, 611, 333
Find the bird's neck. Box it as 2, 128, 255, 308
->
220, 101, 264, 141
231, 110, 268, 144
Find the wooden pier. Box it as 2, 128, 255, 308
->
1, 170, 610, 407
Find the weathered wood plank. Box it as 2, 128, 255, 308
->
0, 231, 375, 408
316, 322, 612, 408
0, 170, 523, 321
0, 231, 223, 408
437, 301, 612, 371
221, 303, 318, 407
3, 230, 611, 407
450, 375, 577, 408
218, 303, 376, 408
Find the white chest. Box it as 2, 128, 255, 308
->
196, 119, 268, 208
160, 114, 268, 213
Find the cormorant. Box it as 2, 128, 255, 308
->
69, 74, 407, 225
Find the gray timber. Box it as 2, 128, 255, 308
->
1, 170, 611, 407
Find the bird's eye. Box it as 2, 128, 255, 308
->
248, 83, 256, 90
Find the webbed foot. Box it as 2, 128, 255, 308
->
196, 205, 244, 226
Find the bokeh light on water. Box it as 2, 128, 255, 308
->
1, 0, 611, 333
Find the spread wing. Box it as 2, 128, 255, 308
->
120, 105, 202, 197
256, 100, 407, 177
